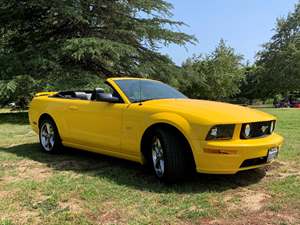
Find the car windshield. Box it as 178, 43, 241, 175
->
115, 79, 188, 103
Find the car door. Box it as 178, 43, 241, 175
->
64, 88, 126, 153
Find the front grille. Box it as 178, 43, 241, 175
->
240, 156, 268, 168
240, 121, 274, 139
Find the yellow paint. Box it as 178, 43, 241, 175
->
29, 77, 284, 174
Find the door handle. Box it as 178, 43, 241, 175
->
69, 106, 78, 111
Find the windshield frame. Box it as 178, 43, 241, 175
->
112, 78, 188, 103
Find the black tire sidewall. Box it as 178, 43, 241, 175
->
151, 128, 186, 182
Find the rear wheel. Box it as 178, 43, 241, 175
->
150, 128, 189, 182
39, 118, 61, 153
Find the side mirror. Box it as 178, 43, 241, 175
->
96, 93, 120, 103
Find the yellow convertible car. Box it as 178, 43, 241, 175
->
29, 78, 283, 181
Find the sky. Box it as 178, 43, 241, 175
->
160, 0, 298, 65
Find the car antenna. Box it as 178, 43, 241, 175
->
139, 79, 142, 106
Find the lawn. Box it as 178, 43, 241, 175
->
0, 108, 299, 225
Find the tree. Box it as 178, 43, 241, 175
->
0, 0, 196, 107
180, 40, 244, 100
234, 65, 261, 103
256, 2, 300, 98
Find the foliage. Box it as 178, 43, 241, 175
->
0, 75, 36, 108
0, 0, 196, 108
179, 40, 245, 100
1, 0, 299, 107
256, 2, 300, 98
232, 65, 262, 103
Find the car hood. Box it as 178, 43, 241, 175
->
144, 98, 276, 124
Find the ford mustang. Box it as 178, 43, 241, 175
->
29, 78, 284, 182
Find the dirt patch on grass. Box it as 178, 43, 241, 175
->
224, 188, 270, 212
0, 211, 41, 225
98, 209, 122, 225
266, 161, 300, 179
278, 170, 300, 178
202, 210, 300, 225
87, 209, 123, 225
265, 161, 286, 171
0, 160, 53, 183
213, 168, 300, 225
0, 190, 11, 199
85, 202, 126, 225
59, 198, 84, 212
17, 160, 53, 181
0, 193, 42, 225
243, 192, 270, 211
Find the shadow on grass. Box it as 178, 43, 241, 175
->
0, 111, 29, 125
0, 143, 266, 193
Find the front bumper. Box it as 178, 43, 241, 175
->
191, 133, 284, 174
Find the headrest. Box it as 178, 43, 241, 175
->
95, 88, 104, 93
75, 92, 89, 100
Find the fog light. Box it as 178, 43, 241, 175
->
210, 127, 218, 137
244, 124, 251, 137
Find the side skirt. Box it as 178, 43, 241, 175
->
62, 141, 143, 164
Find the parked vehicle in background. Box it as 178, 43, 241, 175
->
274, 93, 300, 108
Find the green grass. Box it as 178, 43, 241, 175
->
262, 108, 300, 161
0, 108, 299, 224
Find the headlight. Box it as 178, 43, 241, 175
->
206, 124, 235, 140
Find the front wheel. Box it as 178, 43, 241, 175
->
39, 118, 62, 153
150, 128, 189, 182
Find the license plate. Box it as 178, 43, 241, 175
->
267, 147, 279, 162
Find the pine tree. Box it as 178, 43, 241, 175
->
0, 0, 195, 79
0, 0, 196, 107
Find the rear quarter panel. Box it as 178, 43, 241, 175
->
29, 96, 69, 139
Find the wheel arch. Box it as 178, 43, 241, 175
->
38, 113, 64, 135
140, 122, 196, 170
38, 113, 56, 128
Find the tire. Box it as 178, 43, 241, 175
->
150, 128, 189, 182
39, 118, 62, 153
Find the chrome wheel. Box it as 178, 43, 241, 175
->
40, 122, 55, 151
152, 136, 165, 177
